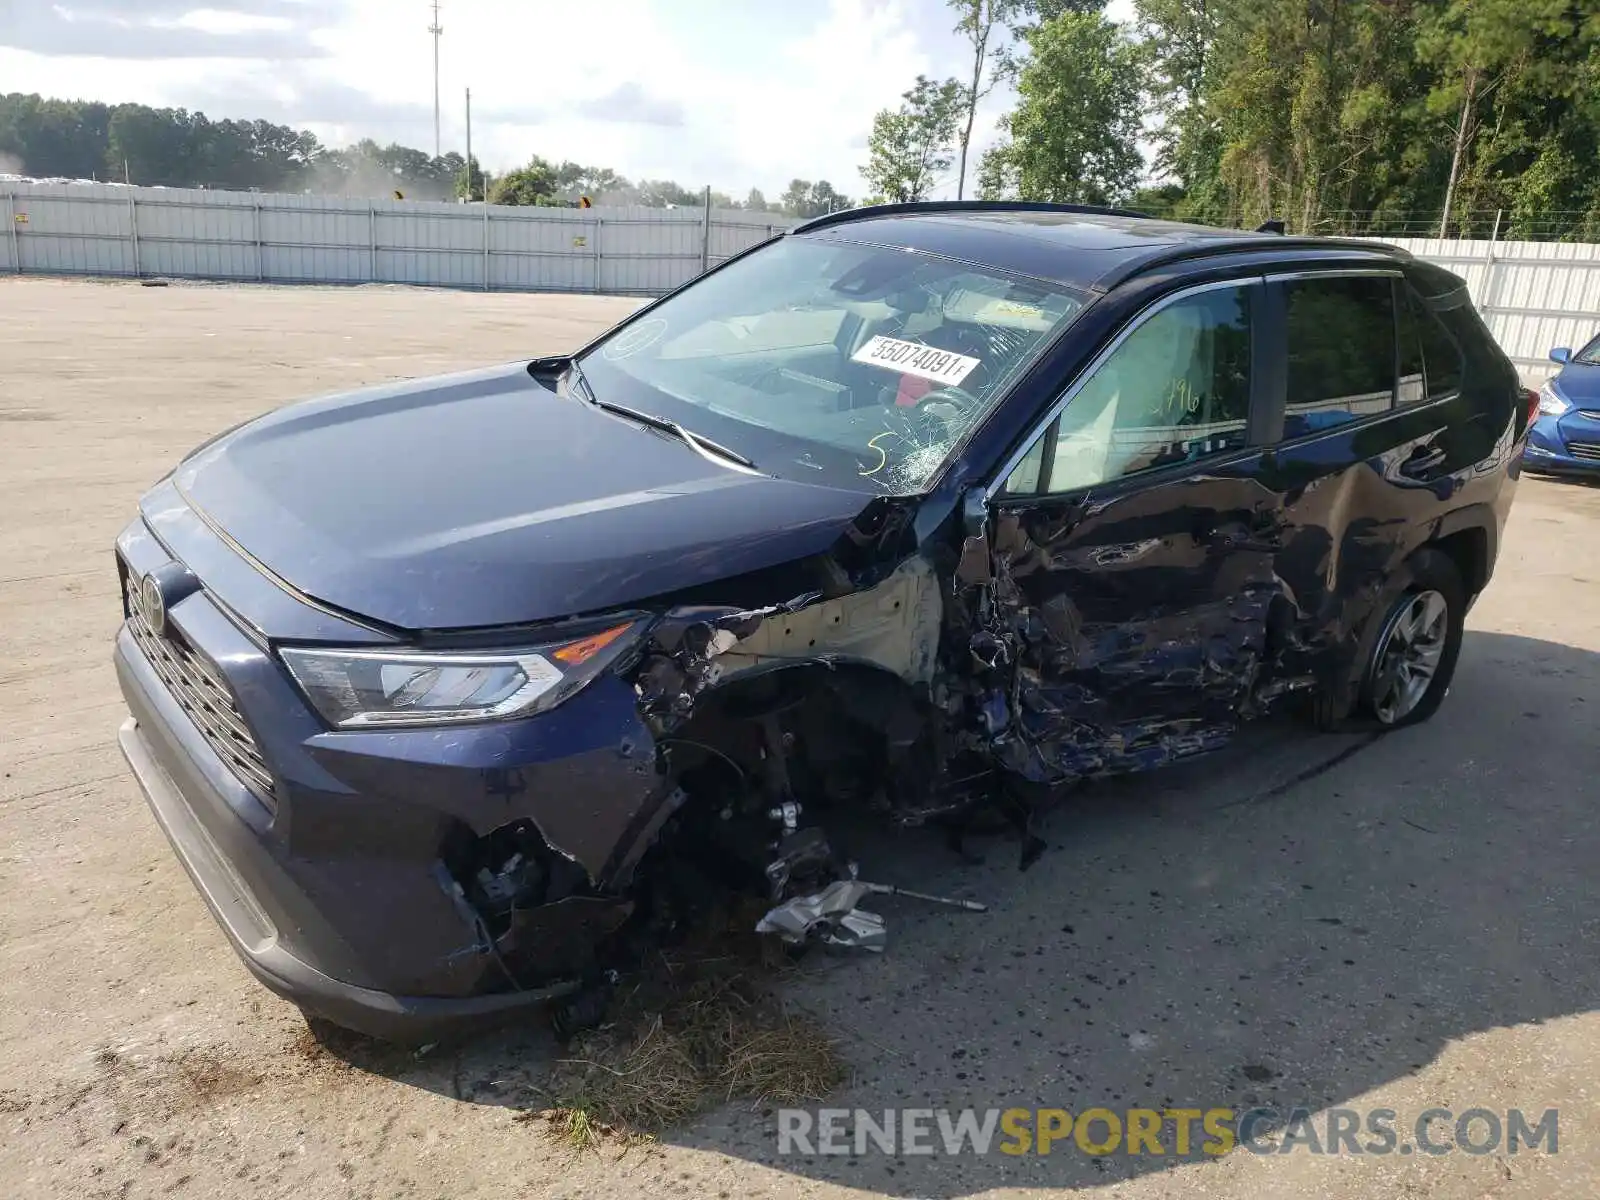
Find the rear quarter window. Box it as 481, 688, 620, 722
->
1397, 285, 1464, 402
1405, 260, 1469, 301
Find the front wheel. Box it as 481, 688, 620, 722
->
1359, 550, 1465, 728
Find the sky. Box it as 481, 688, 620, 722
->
0, 0, 1136, 198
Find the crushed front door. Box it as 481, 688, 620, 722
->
966, 277, 1285, 784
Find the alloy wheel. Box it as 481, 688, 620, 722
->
1369, 589, 1450, 725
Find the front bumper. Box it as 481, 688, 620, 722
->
1523, 412, 1600, 474
114, 507, 672, 1041
118, 714, 578, 1039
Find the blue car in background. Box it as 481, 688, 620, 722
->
1524, 333, 1600, 476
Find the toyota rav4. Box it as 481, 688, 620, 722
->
113, 202, 1530, 1039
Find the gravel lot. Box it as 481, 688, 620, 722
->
3, 276, 1598, 1200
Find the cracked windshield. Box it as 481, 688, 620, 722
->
577, 235, 1086, 493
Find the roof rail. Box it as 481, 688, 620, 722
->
792, 199, 1157, 235
1091, 235, 1413, 292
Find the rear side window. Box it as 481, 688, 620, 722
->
1398, 286, 1465, 399
1283, 276, 1396, 437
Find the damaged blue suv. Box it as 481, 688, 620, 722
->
114, 203, 1530, 1040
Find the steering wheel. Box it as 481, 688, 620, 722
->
910, 385, 984, 441
858, 384, 985, 481
913, 384, 982, 415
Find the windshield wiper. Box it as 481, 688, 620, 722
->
595, 398, 760, 473
582, 386, 760, 474
548, 354, 760, 473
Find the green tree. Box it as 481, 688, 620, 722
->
0, 93, 812, 216
1015, 0, 1107, 24
551, 161, 630, 201
860, 75, 965, 203
745, 186, 770, 212
106, 104, 199, 185
808, 180, 851, 214
0, 95, 112, 179
948, 0, 1021, 200
982, 11, 1144, 205
634, 178, 701, 207
456, 156, 486, 201
779, 178, 813, 214
1132, 0, 1223, 218
777, 178, 852, 217
1418, 0, 1575, 236
970, 0, 1600, 239
1147, 0, 1441, 232
488, 156, 558, 205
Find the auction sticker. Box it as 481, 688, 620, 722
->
852, 336, 980, 387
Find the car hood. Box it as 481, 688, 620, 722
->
166, 362, 876, 630
1555, 360, 1600, 406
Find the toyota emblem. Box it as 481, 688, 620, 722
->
140, 572, 167, 637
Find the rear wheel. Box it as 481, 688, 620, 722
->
1358, 550, 1465, 728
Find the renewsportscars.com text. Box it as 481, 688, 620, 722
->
777, 1106, 1559, 1158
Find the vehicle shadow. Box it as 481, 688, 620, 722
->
312, 628, 1599, 1195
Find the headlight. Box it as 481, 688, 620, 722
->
279, 621, 641, 728
1538, 384, 1571, 416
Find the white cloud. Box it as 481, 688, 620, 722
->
0, 0, 1045, 196
163, 8, 295, 34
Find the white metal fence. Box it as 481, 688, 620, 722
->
1375, 237, 1600, 383
0, 181, 799, 296
3, 184, 1597, 378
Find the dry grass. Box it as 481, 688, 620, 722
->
522, 909, 848, 1150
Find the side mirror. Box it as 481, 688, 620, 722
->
1550, 347, 1573, 365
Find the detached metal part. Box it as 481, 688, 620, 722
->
755, 877, 987, 952
756, 880, 887, 951
860, 882, 987, 912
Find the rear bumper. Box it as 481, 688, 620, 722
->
118, 714, 577, 1040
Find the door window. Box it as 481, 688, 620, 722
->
1283, 276, 1396, 435
1003, 284, 1253, 494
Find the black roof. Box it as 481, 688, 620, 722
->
791, 202, 1409, 294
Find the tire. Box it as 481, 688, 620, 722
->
1355, 548, 1466, 729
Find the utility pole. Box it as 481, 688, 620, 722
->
428, 1, 443, 159
464, 87, 473, 201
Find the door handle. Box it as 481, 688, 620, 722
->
1399, 445, 1448, 479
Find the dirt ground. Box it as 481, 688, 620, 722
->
3, 276, 1599, 1200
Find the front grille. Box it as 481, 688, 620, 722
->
1567, 441, 1600, 462
123, 572, 276, 802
